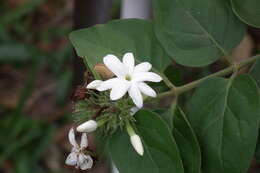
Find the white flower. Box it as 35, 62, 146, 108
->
87, 53, 162, 108
65, 128, 93, 170
130, 134, 144, 156
77, 120, 98, 133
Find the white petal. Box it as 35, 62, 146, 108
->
68, 128, 78, 148
134, 62, 152, 73
71, 147, 78, 153
96, 78, 119, 91
110, 80, 130, 100
80, 133, 88, 149
103, 54, 127, 78
128, 84, 143, 108
132, 72, 162, 83
137, 82, 156, 97
123, 52, 135, 74
78, 154, 93, 170
86, 80, 103, 89
77, 120, 98, 133
65, 152, 78, 166
130, 107, 140, 116
130, 134, 144, 156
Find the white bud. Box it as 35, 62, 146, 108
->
86, 80, 103, 90
77, 120, 98, 133
130, 134, 144, 156
130, 107, 140, 116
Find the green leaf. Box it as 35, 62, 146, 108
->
69, 19, 171, 73
173, 108, 201, 173
108, 110, 184, 173
164, 65, 183, 86
249, 60, 260, 162
152, 0, 245, 67
231, 0, 260, 28
187, 75, 260, 173
249, 59, 260, 87
255, 130, 260, 162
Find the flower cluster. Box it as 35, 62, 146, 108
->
65, 129, 93, 170
66, 53, 162, 168
87, 52, 162, 108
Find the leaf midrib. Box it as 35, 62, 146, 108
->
73, 31, 164, 74
177, 0, 228, 55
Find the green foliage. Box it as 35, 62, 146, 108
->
73, 91, 112, 122
69, 19, 171, 75
73, 90, 135, 135
152, 0, 245, 67
164, 66, 184, 86
256, 130, 260, 162
250, 60, 260, 163
250, 59, 260, 87
172, 108, 201, 173
68, 0, 260, 173
108, 110, 184, 173
231, 0, 260, 28
187, 75, 260, 173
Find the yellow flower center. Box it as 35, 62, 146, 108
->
125, 74, 131, 81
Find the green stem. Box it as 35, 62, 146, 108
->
160, 73, 177, 90
152, 67, 176, 90
136, 58, 176, 89
158, 54, 260, 98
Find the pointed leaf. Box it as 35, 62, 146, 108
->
249, 59, 260, 87
69, 19, 171, 73
255, 130, 260, 162
173, 108, 201, 173
108, 110, 184, 173
152, 0, 245, 67
231, 0, 260, 28
187, 75, 260, 173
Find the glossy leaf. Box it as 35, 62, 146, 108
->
249, 60, 260, 162
69, 19, 171, 73
152, 0, 245, 67
187, 75, 260, 173
173, 108, 201, 173
231, 0, 260, 28
249, 59, 260, 87
108, 110, 184, 173
255, 129, 260, 162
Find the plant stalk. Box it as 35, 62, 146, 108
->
157, 54, 260, 98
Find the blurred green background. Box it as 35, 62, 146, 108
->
0, 0, 74, 172
0, 0, 121, 172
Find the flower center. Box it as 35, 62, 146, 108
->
125, 74, 131, 81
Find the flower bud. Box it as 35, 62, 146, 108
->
130, 134, 144, 156
86, 80, 103, 90
94, 63, 114, 80
130, 107, 140, 116
77, 120, 98, 133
